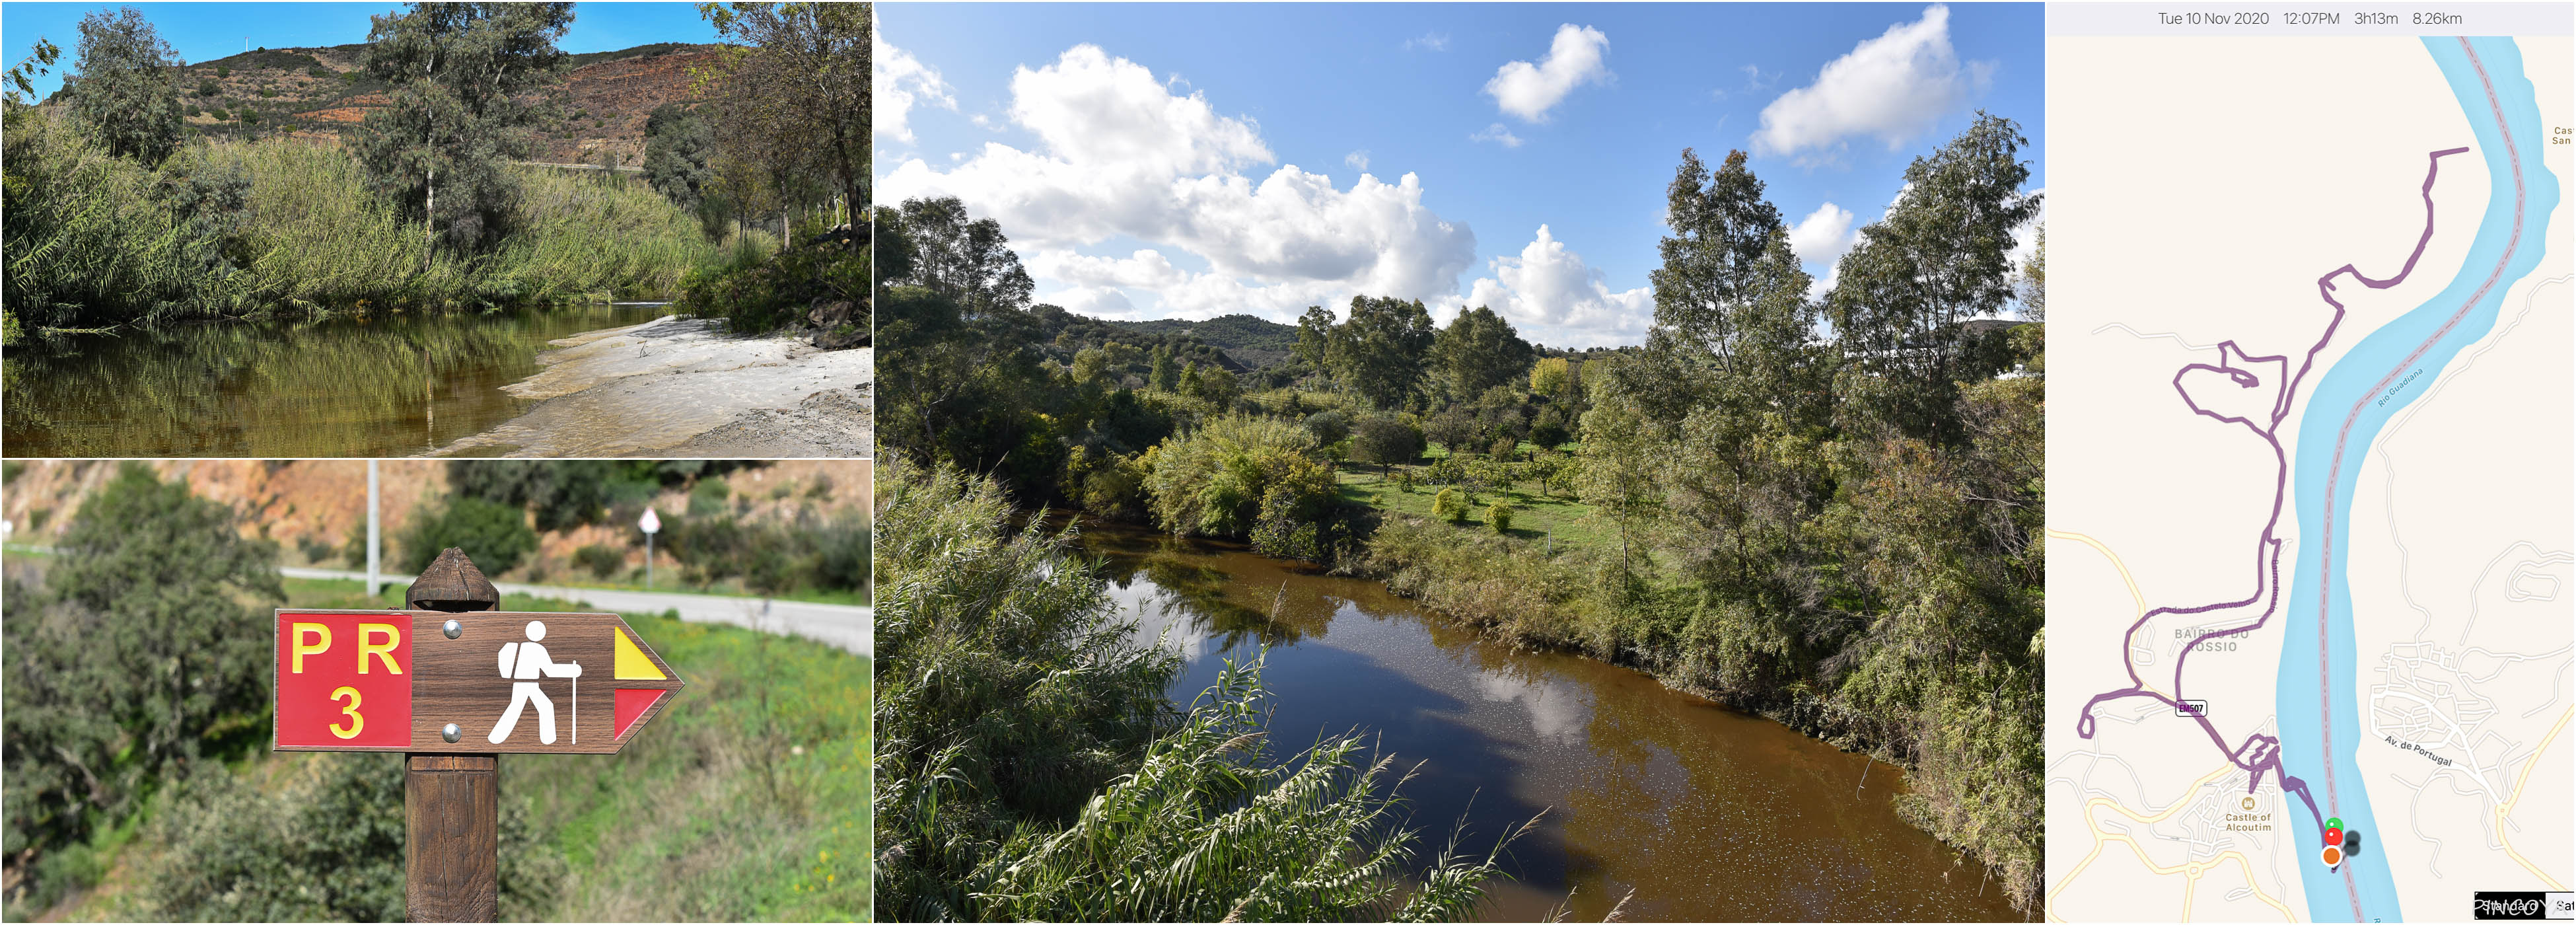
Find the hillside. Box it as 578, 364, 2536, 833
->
50, 41, 725, 165
1102, 314, 1300, 369
1024, 305, 1309, 381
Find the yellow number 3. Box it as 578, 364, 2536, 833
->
329, 686, 364, 739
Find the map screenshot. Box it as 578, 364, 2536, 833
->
2047, 4, 2572, 921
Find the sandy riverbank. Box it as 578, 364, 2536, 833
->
431, 316, 871, 458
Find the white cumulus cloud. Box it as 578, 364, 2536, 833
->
873, 33, 955, 144
877, 44, 1477, 322
1457, 225, 1653, 348
1483, 24, 1611, 122
1752, 5, 1991, 159
1470, 123, 1524, 148
1787, 202, 1859, 297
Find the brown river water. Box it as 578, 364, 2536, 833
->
1079, 524, 2024, 922
1, 303, 666, 458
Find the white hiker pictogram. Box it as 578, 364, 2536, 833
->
486, 620, 583, 744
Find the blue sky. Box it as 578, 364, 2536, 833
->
3, 1, 718, 102
876, 2, 2044, 349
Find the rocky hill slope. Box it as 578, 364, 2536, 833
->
55, 41, 723, 165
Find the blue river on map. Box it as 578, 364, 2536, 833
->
2275, 36, 2559, 923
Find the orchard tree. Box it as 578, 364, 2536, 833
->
1350, 415, 1424, 478
352, 2, 573, 258
65, 7, 186, 164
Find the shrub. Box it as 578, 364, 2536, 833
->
670, 227, 861, 336
688, 475, 731, 517
1301, 409, 1349, 446
207, 106, 229, 120
970, 658, 1519, 922
1530, 408, 1571, 450
1, 464, 283, 907
1487, 502, 1513, 533
308, 65, 331, 79
573, 543, 624, 579
133, 753, 559, 920
1143, 415, 1336, 540
196, 77, 217, 96
1487, 435, 1520, 461
400, 495, 536, 575
1432, 488, 1466, 523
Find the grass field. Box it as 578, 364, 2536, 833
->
1334, 444, 1610, 552
48, 585, 867, 922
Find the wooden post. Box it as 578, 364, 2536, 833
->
406, 754, 498, 921
404, 548, 502, 923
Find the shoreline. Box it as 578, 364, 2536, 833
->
431, 315, 872, 459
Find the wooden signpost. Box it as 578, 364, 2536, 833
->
275, 549, 685, 922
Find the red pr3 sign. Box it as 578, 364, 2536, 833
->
275, 612, 417, 748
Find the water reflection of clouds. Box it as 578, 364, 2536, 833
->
1104, 579, 1221, 664
1470, 667, 1594, 746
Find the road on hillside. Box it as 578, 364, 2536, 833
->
281, 567, 869, 656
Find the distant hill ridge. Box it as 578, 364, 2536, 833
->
48, 40, 726, 164
1100, 313, 1300, 369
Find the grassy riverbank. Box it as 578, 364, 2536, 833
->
3, 109, 723, 344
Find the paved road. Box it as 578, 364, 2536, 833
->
282, 567, 869, 656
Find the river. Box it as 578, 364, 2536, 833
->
1, 303, 666, 458
1077, 524, 2024, 922
2275, 36, 2558, 922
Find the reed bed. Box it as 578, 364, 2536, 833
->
3, 110, 719, 341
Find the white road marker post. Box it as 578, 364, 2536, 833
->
639, 507, 662, 591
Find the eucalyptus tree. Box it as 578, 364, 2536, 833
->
65, 7, 186, 165
1429, 305, 1536, 400
884, 196, 1034, 317
351, 2, 573, 258
1327, 295, 1435, 410
1824, 112, 2040, 443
